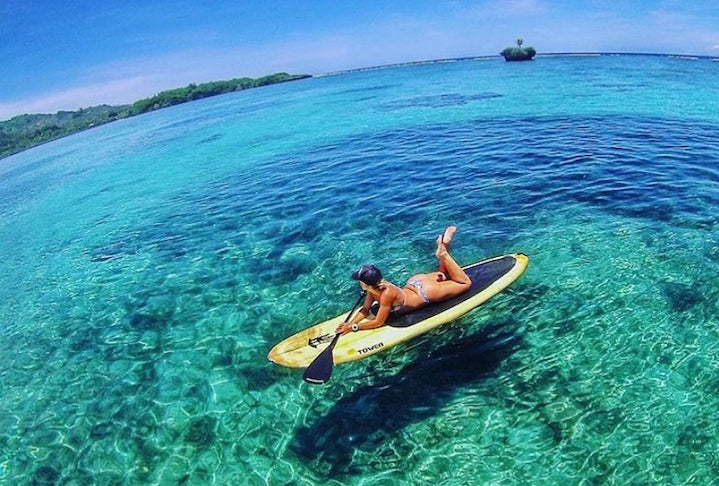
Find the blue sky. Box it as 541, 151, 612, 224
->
2, 0, 718, 120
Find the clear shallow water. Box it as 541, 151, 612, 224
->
0, 55, 718, 485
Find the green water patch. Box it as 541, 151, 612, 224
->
0, 62, 717, 484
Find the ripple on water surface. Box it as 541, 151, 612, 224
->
0, 57, 718, 485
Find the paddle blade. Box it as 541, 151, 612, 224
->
303, 334, 340, 385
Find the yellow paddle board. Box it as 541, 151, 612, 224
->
268, 253, 528, 368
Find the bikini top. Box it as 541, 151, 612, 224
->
390, 284, 407, 311
371, 283, 406, 313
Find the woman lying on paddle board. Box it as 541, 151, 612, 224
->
335, 226, 471, 335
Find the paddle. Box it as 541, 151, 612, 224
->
303, 291, 366, 385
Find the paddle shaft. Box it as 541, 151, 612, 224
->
302, 291, 366, 384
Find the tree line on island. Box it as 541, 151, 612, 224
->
0, 73, 310, 159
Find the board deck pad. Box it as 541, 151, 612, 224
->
268, 253, 528, 368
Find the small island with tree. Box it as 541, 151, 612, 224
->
500, 38, 537, 62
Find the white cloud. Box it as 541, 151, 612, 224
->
0, 76, 158, 120
0, 40, 350, 119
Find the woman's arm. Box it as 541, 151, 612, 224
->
336, 288, 395, 334
349, 293, 375, 324
354, 301, 391, 330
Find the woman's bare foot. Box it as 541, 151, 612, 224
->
442, 225, 457, 247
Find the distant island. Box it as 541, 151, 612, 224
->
500, 38, 537, 62
0, 72, 310, 159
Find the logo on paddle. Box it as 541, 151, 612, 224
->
308, 334, 334, 348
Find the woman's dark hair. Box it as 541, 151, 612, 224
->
351, 264, 382, 286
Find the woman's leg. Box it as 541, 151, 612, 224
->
435, 234, 471, 286
403, 227, 472, 308
438, 225, 457, 274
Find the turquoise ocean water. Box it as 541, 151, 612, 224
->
0, 54, 718, 485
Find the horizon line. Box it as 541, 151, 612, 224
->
3, 51, 719, 120
317, 51, 719, 77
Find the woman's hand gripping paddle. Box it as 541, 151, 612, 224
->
303, 292, 366, 385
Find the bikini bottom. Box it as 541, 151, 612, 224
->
406, 279, 431, 304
